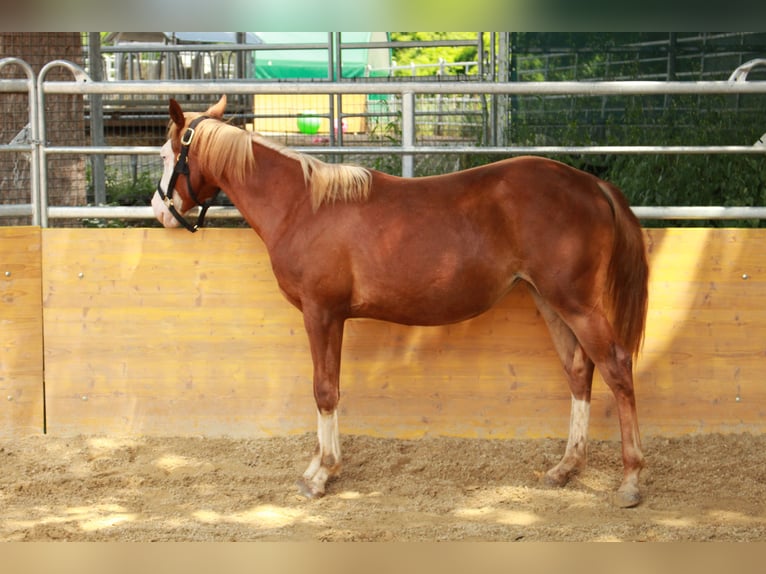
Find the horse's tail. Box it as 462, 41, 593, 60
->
598, 181, 649, 358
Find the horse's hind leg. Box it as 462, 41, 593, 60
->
561, 309, 644, 508
532, 289, 644, 507
531, 291, 595, 487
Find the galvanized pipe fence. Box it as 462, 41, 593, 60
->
1, 57, 766, 226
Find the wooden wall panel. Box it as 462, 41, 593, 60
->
639, 228, 766, 435
42, 228, 316, 437
0, 227, 44, 436
40, 227, 766, 439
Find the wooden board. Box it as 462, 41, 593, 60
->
640, 228, 766, 435
41, 228, 311, 437
0, 227, 44, 436
38, 227, 766, 439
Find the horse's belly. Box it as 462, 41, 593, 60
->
350, 275, 520, 326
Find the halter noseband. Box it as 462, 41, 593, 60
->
156, 115, 220, 233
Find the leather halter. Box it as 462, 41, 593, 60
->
156, 115, 220, 233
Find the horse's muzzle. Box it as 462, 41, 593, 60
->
151, 190, 181, 228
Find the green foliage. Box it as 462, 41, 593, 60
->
505, 93, 766, 227
102, 168, 156, 206
603, 97, 766, 227
389, 32, 481, 77
610, 154, 766, 228
83, 164, 158, 228
497, 33, 766, 227
366, 110, 404, 175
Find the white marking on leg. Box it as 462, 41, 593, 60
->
301, 409, 341, 495
565, 396, 590, 459
317, 409, 341, 467
302, 452, 321, 481
545, 395, 591, 487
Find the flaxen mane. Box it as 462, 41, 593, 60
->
173, 115, 372, 211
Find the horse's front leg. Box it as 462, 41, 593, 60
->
298, 410, 341, 498
296, 308, 345, 499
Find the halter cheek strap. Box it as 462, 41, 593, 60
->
156, 115, 220, 233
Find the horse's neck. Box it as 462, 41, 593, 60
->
223, 142, 309, 246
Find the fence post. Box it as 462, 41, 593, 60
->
88, 33, 106, 206
401, 90, 414, 177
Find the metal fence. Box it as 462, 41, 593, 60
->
514, 33, 766, 82
1, 57, 765, 227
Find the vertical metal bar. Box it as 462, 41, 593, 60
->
37, 60, 91, 228
88, 33, 107, 205
0, 58, 39, 225
326, 32, 334, 81
401, 90, 414, 177
479, 32, 487, 81
336, 92, 344, 147
509, 32, 518, 144
327, 33, 336, 148
235, 32, 246, 78
22, 62, 41, 227
495, 33, 511, 147
36, 71, 49, 228
35, 101, 48, 225
665, 32, 677, 110
334, 32, 343, 81
492, 32, 504, 146
335, 33, 344, 148
489, 32, 496, 82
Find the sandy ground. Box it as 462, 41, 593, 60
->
0, 432, 764, 542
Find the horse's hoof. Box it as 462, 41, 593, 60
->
543, 466, 578, 488
613, 487, 641, 508
296, 478, 324, 500
543, 471, 567, 488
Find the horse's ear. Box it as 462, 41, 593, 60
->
206, 95, 227, 119
169, 98, 185, 129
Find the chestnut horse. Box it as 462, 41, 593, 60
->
152, 96, 649, 507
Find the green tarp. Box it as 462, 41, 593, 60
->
252, 32, 390, 80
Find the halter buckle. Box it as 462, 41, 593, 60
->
181, 127, 196, 146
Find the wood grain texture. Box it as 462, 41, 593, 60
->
640, 228, 766, 435
31, 227, 766, 438
0, 227, 44, 436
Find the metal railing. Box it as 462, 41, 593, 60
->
0, 57, 40, 224
1, 58, 766, 225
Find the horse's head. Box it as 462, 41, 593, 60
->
152, 95, 228, 231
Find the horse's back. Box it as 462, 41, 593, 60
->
372, 155, 615, 213
362, 156, 618, 265
318, 156, 617, 324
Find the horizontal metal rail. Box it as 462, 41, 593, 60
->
635, 206, 766, 220
0, 80, 31, 92
1, 58, 766, 224
43, 205, 766, 222
48, 205, 242, 220
43, 144, 766, 157
41, 79, 766, 96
